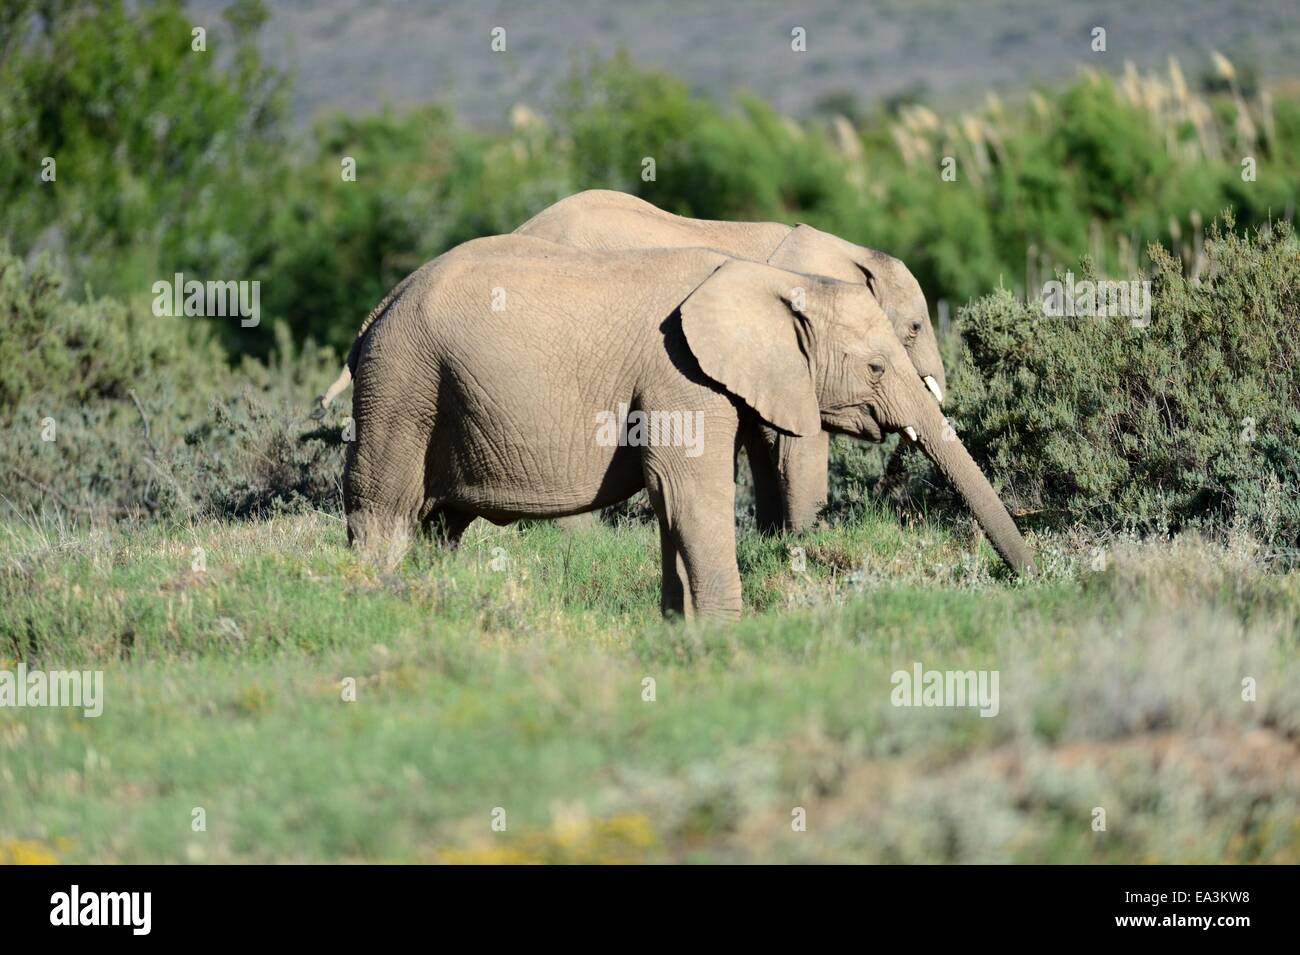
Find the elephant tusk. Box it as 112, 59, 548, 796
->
904, 426, 919, 442
923, 376, 943, 404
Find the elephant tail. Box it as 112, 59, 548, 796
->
312, 364, 353, 419
311, 279, 410, 420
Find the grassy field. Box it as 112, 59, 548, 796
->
1, 507, 1297, 863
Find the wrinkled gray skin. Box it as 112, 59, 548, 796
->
319, 190, 946, 534
516, 190, 947, 533
343, 235, 1033, 620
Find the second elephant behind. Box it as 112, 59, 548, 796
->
514, 190, 947, 532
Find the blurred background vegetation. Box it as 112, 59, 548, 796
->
1, 0, 1298, 543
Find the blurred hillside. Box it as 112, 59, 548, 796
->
187, 0, 1300, 126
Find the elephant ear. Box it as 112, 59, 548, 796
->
769, 224, 888, 309
679, 260, 822, 437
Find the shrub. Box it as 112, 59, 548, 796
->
0, 0, 288, 309
925, 216, 1300, 543
0, 248, 224, 417
0, 248, 343, 521
185, 384, 345, 519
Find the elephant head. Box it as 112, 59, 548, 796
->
768, 225, 947, 404
680, 259, 1034, 576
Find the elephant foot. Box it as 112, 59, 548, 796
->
347, 510, 414, 571
421, 509, 476, 548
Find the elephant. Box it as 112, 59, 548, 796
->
319, 190, 945, 534
514, 190, 947, 532
343, 234, 1034, 620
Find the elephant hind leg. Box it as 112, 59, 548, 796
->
420, 508, 476, 549
342, 417, 429, 570
346, 509, 415, 571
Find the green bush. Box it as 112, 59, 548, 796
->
0, 248, 343, 521
931, 216, 1300, 543
0, 0, 287, 310
0, 248, 223, 417
189, 383, 346, 519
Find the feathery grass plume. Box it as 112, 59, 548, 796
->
1211, 50, 1237, 82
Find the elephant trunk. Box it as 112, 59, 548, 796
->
910, 399, 1035, 576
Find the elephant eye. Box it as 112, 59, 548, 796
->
909, 320, 923, 336
868, 360, 886, 379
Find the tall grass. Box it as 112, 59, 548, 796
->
0, 512, 1296, 862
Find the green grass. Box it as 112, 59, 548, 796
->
1, 508, 1297, 863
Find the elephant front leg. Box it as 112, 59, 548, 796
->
748, 426, 829, 534
655, 523, 692, 617
643, 447, 742, 621
743, 427, 785, 535
776, 429, 829, 532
